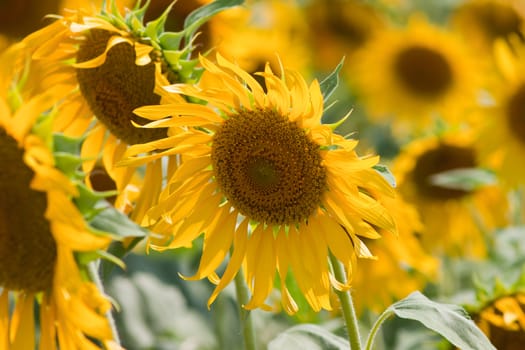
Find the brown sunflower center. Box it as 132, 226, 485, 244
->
412, 143, 476, 200
506, 83, 525, 144
394, 45, 453, 98
76, 29, 167, 145
89, 166, 117, 205
211, 108, 327, 225
0, 129, 56, 292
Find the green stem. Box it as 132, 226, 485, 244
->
87, 262, 121, 347
233, 269, 257, 350
329, 253, 362, 350
364, 309, 394, 350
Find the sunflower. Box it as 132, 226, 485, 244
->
393, 131, 508, 258
474, 38, 525, 187
0, 44, 117, 349
451, 0, 525, 56
352, 192, 438, 316
20, 0, 223, 221
304, 0, 386, 73
0, 0, 131, 52
120, 53, 397, 313
208, 0, 311, 81
350, 14, 480, 130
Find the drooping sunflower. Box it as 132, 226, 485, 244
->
393, 131, 508, 258
208, 0, 311, 81
474, 38, 525, 187
352, 192, 438, 316
350, 14, 480, 130
0, 44, 117, 349
21, 0, 234, 220
121, 53, 397, 313
451, 0, 525, 56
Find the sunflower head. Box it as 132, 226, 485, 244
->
451, 0, 525, 54
0, 44, 127, 348
351, 14, 480, 128
464, 270, 525, 350
122, 53, 397, 313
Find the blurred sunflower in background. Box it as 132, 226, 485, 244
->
0, 44, 117, 349
393, 131, 508, 258
304, 0, 386, 74
122, 53, 397, 314
352, 192, 438, 316
209, 0, 311, 80
20, 0, 229, 221
350, 14, 480, 132
450, 0, 525, 56
474, 37, 525, 188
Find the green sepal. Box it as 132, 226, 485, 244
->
99, 237, 145, 279
144, 1, 177, 43
74, 183, 115, 218
159, 32, 184, 50
53, 132, 83, 155
319, 57, 345, 103
77, 249, 126, 271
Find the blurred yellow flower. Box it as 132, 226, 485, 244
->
352, 192, 438, 315
393, 131, 508, 257
209, 0, 311, 79
451, 0, 525, 56
474, 293, 525, 350
350, 15, 480, 131
475, 38, 525, 187
122, 54, 396, 314
0, 44, 117, 349
304, 0, 386, 73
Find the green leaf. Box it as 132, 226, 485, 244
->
384, 292, 496, 350
319, 57, 345, 102
183, 0, 244, 41
373, 164, 396, 188
89, 205, 148, 238
429, 168, 497, 191
268, 324, 349, 350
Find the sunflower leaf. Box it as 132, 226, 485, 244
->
90, 205, 148, 238
268, 324, 349, 350
183, 0, 244, 43
319, 57, 345, 103
369, 291, 496, 350
429, 167, 497, 191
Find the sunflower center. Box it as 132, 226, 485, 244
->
0, 129, 56, 292
506, 83, 525, 144
412, 143, 476, 200
211, 108, 327, 225
394, 45, 453, 98
76, 29, 167, 145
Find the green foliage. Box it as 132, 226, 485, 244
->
366, 292, 496, 350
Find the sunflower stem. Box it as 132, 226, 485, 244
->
233, 269, 257, 350
329, 253, 362, 350
87, 261, 121, 347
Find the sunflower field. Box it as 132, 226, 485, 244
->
1, 0, 525, 349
